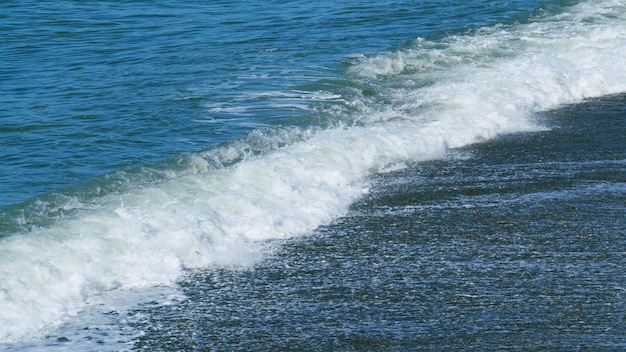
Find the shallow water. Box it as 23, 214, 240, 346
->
120, 95, 625, 351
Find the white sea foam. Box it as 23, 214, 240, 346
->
1, 0, 626, 347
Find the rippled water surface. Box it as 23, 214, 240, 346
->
123, 94, 626, 351
1, 0, 625, 350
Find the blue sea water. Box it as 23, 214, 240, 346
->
0, 0, 572, 208
1, 0, 625, 350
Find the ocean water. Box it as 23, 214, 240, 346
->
1, 0, 625, 350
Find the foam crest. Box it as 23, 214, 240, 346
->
351, 0, 626, 114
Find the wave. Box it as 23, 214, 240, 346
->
1, 0, 626, 343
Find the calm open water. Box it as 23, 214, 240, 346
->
1, 0, 625, 350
